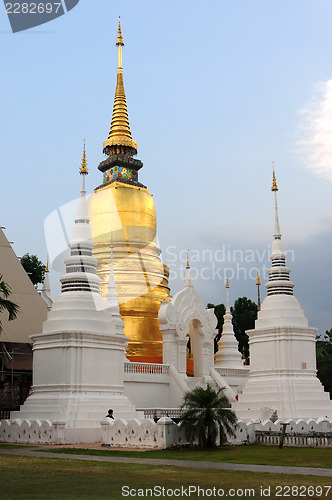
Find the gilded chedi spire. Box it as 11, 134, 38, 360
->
103, 18, 137, 156
89, 20, 171, 362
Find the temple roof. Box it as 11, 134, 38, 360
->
0, 228, 47, 343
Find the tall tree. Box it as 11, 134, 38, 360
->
179, 384, 237, 448
0, 274, 19, 333
316, 329, 332, 398
231, 297, 257, 359
20, 253, 46, 287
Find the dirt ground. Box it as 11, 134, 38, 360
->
3, 441, 147, 451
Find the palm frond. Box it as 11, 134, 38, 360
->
0, 275, 19, 326
179, 384, 237, 448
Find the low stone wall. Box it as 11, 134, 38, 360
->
1, 416, 331, 448
0, 419, 102, 445
101, 417, 189, 449
0, 419, 65, 444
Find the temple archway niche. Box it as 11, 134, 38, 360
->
186, 319, 204, 377
159, 276, 217, 378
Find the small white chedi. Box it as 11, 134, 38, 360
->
214, 274, 250, 396
234, 169, 332, 421
215, 273, 245, 370
11, 152, 136, 439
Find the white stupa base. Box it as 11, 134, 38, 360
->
11, 389, 139, 428
233, 371, 332, 421
214, 355, 245, 370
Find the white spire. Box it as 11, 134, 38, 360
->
272, 164, 281, 239
266, 166, 294, 297
273, 190, 282, 240
184, 249, 193, 288
41, 255, 53, 311
71, 142, 90, 245
225, 270, 230, 312
60, 148, 100, 294
215, 274, 243, 369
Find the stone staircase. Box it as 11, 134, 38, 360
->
185, 376, 220, 393
185, 377, 205, 390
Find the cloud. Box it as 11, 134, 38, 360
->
297, 79, 332, 181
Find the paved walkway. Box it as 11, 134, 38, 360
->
1, 447, 332, 477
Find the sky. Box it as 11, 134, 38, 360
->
0, 0, 332, 335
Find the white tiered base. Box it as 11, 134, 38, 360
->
11, 390, 138, 428
233, 371, 332, 421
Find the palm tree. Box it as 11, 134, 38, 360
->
179, 384, 237, 449
0, 274, 19, 334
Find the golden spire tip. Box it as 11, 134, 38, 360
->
116, 17, 124, 46
226, 270, 229, 289
79, 140, 88, 175
103, 19, 138, 155
186, 249, 190, 269
45, 254, 49, 273
271, 161, 278, 191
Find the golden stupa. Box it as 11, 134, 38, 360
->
89, 20, 171, 362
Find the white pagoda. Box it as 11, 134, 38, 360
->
234, 168, 332, 421
11, 148, 136, 441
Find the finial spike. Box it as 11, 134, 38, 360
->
226, 270, 229, 289
79, 140, 88, 175
116, 17, 124, 46
271, 161, 278, 192
186, 249, 190, 269
256, 260, 261, 286
46, 254, 49, 273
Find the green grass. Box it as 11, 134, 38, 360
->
1, 454, 331, 500
39, 444, 332, 469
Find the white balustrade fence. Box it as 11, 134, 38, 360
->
124, 363, 169, 375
